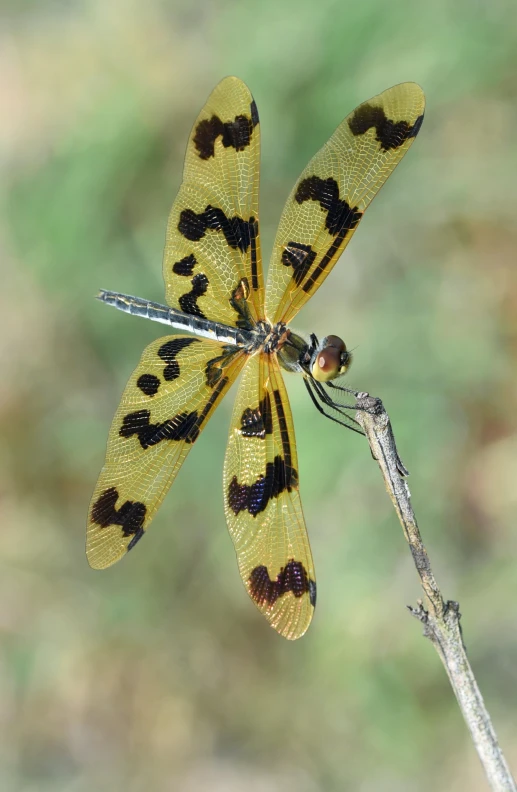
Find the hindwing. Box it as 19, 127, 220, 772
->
87, 336, 246, 569
223, 352, 316, 639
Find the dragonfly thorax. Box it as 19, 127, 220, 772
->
249, 319, 289, 353
262, 321, 290, 354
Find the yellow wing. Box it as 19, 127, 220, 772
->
223, 351, 315, 639
87, 336, 246, 569
163, 76, 263, 329
264, 83, 425, 324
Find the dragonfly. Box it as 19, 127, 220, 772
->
87, 77, 424, 639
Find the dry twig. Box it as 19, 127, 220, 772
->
354, 392, 516, 792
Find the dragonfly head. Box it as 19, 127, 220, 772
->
310, 334, 352, 382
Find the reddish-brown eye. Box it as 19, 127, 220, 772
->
318, 347, 341, 374
325, 335, 346, 352
312, 347, 340, 381
311, 335, 350, 382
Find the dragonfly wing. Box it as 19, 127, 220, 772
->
265, 83, 425, 324
163, 76, 263, 329
223, 351, 316, 639
87, 336, 246, 569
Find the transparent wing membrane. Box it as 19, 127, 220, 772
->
265, 83, 425, 324
163, 77, 264, 329
87, 336, 246, 569
223, 352, 316, 639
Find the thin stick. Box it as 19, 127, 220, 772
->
354, 392, 516, 792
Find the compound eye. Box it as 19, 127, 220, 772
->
311, 345, 341, 382
325, 335, 346, 352
311, 335, 351, 382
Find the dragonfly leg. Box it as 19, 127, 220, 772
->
303, 378, 364, 435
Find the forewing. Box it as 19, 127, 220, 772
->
265, 83, 425, 324
87, 336, 246, 569
223, 352, 316, 639
163, 77, 263, 329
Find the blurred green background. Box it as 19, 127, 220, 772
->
2, 0, 517, 789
